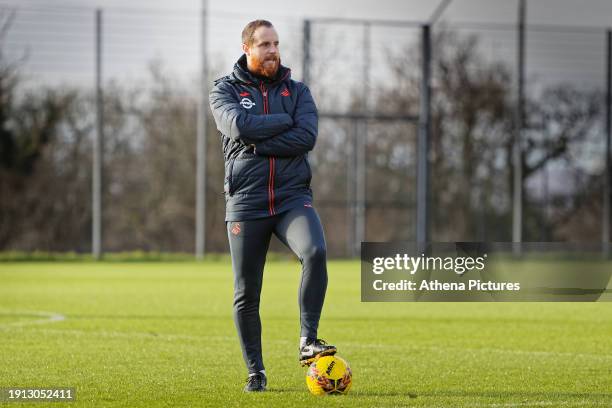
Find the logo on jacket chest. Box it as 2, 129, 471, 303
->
240, 97, 256, 109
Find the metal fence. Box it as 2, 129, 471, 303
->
304, 13, 611, 256
0, 2, 610, 257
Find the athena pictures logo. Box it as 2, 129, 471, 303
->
361, 242, 612, 302
240, 98, 256, 109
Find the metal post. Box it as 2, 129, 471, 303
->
542, 154, 549, 241
513, 0, 525, 244
195, 0, 208, 260
416, 24, 431, 246
302, 19, 311, 85
347, 121, 357, 257
354, 23, 370, 256
604, 29, 611, 256
93, 9, 103, 260
355, 126, 366, 256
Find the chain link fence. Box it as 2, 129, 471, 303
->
1, 3, 610, 257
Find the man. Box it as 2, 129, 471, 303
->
209, 20, 337, 392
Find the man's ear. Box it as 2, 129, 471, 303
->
242, 43, 250, 56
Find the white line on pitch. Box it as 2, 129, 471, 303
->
0, 310, 66, 328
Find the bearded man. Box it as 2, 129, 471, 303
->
209, 19, 337, 392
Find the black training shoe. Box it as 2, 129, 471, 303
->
244, 372, 267, 392
299, 338, 337, 366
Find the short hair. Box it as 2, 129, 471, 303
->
242, 20, 274, 46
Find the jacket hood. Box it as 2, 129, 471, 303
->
231, 54, 291, 86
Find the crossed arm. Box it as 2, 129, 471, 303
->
209, 81, 318, 157
209, 81, 294, 144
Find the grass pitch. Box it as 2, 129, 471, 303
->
0, 260, 611, 407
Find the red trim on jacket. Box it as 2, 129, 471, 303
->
260, 83, 276, 215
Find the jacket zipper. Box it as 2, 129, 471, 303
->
260, 83, 276, 215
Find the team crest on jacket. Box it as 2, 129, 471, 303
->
240, 98, 256, 109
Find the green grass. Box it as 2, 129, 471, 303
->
0, 260, 611, 407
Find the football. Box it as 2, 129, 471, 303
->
306, 355, 352, 395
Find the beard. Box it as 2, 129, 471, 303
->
249, 54, 280, 78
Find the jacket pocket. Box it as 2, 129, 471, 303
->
304, 157, 313, 186
227, 158, 236, 195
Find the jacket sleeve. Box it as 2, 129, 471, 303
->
209, 81, 293, 144
254, 83, 318, 157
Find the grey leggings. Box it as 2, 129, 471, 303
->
227, 205, 328, 374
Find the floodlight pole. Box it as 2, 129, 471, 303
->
354, 23, 370, 256
195, 0, 209, 260
604, 29, 611, 256
302, 19, 311, 85
348, 121, 358, 257
93, 9, 103, 260
416, 24, 432, 246
513, 0, 526, 244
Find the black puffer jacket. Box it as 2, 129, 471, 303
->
209, 55, 318, 221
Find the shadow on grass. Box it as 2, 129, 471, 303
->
351, 390, 612, 399
43, 314, 222, 321
260, 387, 303, 394
22, 314, 298, 322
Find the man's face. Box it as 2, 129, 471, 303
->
243, 26, 280, 78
